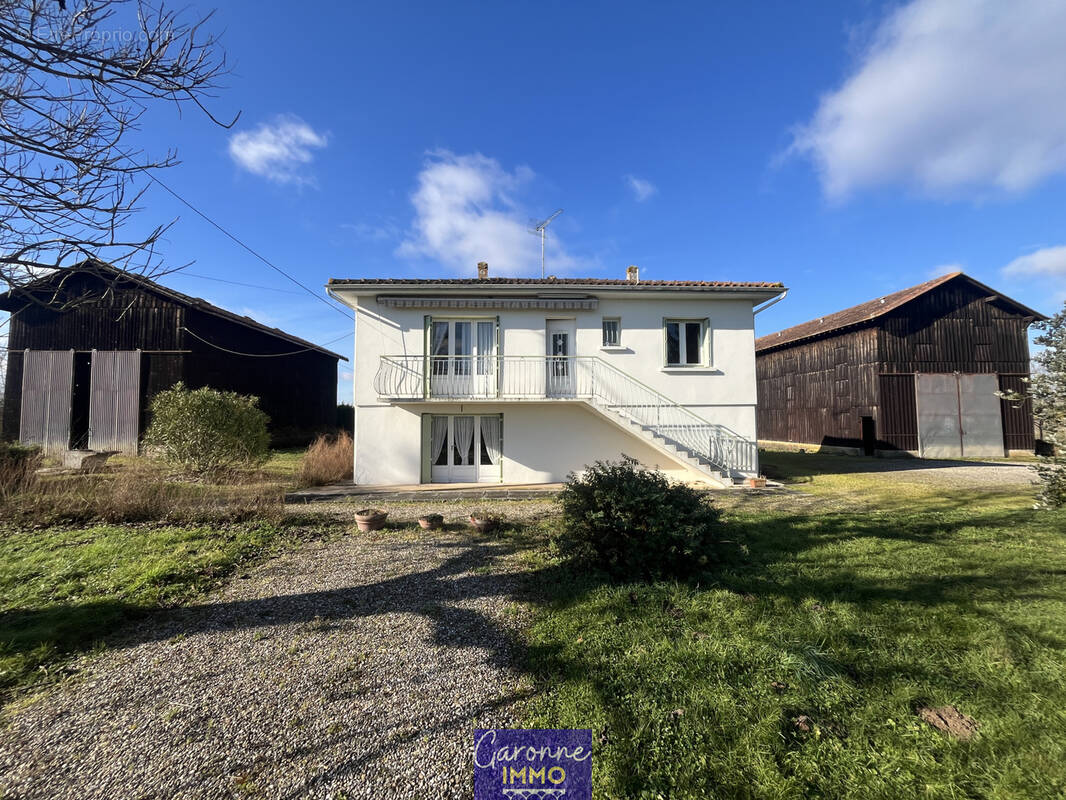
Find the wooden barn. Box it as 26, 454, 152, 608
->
755, 272, 1047, 458
1, 262, 344, 452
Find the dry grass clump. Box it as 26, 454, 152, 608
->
0, 443, 42, 501
298, 431, 353, 487
1, 460, 286, 527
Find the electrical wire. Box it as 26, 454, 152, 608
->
144, 172, 354, 321
180, 325, 352, 357
178, 272, 304, 294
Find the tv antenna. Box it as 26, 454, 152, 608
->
529, 209, 563, 277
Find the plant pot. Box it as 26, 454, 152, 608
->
418, 514, 443, 530
468, 513, 500, 533
746, 477, 767, 488
355, 508, 388, 532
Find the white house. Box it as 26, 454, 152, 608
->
327, 265, 786, 487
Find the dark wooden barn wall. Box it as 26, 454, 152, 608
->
3, 273, 338, 446
2, 283, 186, 440
181, 308, 337, 445
756, 278, 1038, 453
756, 326, 879, 448
878, 282, 1033, 374
998, 374, 1036, 452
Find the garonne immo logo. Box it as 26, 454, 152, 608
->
473, 728, 592, 799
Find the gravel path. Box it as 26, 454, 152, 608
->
0, 528, 536, 799
831, 460, 1037, 489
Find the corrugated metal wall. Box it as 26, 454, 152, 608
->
89, 350, 142, 453
19, 350, 74, 451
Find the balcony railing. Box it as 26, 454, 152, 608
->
374, 355, 757, 477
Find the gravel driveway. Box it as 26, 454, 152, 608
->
0, 526, 536, 799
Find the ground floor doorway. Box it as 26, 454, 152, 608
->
424, 414, 503, 483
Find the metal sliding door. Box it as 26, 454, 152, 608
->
19, 350, 74, 451
915, 372, 1005, 458
88, 350, 142, 453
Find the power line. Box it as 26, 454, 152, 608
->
178, 272, 304, 294
144, 172, 354, 321
180, 325, 352, 357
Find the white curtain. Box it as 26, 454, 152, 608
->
453, 416, 475, 465
431, 416, 449, 465
480, 416, 502, 465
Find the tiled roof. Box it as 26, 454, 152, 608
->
0, 261, 347, 360
328, 277, 784, 289
755, 272, 1047, 353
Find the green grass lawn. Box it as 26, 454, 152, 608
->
525, 454, 1066, 799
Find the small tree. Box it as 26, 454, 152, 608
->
144, 383, 269, 475
1005, 302, 1066, 508
557, 456, 722, 580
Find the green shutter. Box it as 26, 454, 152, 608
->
420, 413, 432, 483
423, 315, 431, 399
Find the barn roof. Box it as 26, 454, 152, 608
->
755, 272, 1047, 354
0, 261, 346, 360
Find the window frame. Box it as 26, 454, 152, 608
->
662, 317, 711, 368
601, 317, 622, 349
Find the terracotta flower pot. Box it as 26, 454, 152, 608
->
746, 477, 767, 488
355, 508, 388, 532
468, 513, 500, 533
418, 514, 443, 530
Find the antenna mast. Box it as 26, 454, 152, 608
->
530, 209, 563, 277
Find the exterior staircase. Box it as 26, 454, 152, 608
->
374, 354, 759, 487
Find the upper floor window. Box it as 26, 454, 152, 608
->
664, 319, 709, 367
601, 317, 621, 347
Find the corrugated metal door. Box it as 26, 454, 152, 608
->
89, 350, 142, 453
19, 350, 74, 451
958, 374, 1005, 457
915, 373, 1006, 458
916, 373, 963, 458
878, 374, 918, 451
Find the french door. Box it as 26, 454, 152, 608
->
427, 414, 503, 483
429, 318, 496, 397
546, 319, 576, 397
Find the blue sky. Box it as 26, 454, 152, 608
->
114, 1, 1066, 400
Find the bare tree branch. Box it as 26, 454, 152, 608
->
0, 0, 234, 305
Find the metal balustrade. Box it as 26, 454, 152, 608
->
374, 355, 757, 478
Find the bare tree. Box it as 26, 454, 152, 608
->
0, 0, 234, 302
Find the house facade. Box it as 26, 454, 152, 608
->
328, 266, 785, 487
755, 272, 1046, 458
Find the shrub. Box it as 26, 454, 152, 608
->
143, 382, 270, 475
298, 431, 353, 487
0, 442, 41, 499
557, 456, 721, 580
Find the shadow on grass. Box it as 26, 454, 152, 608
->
4, 497, 1064, 796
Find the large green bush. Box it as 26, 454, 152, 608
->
143, 382, 269, 475
557, 456, 722, 580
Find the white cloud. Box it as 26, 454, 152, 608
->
624, 174, 657, 201
928, 262, 964, 279
1003, 246, 1066, 278
228, 115, 328, 185
398, 151, 581, 276
791, 0, 1066, 198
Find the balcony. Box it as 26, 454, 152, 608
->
373, 355, 758, 478
375, 355, 600, 401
